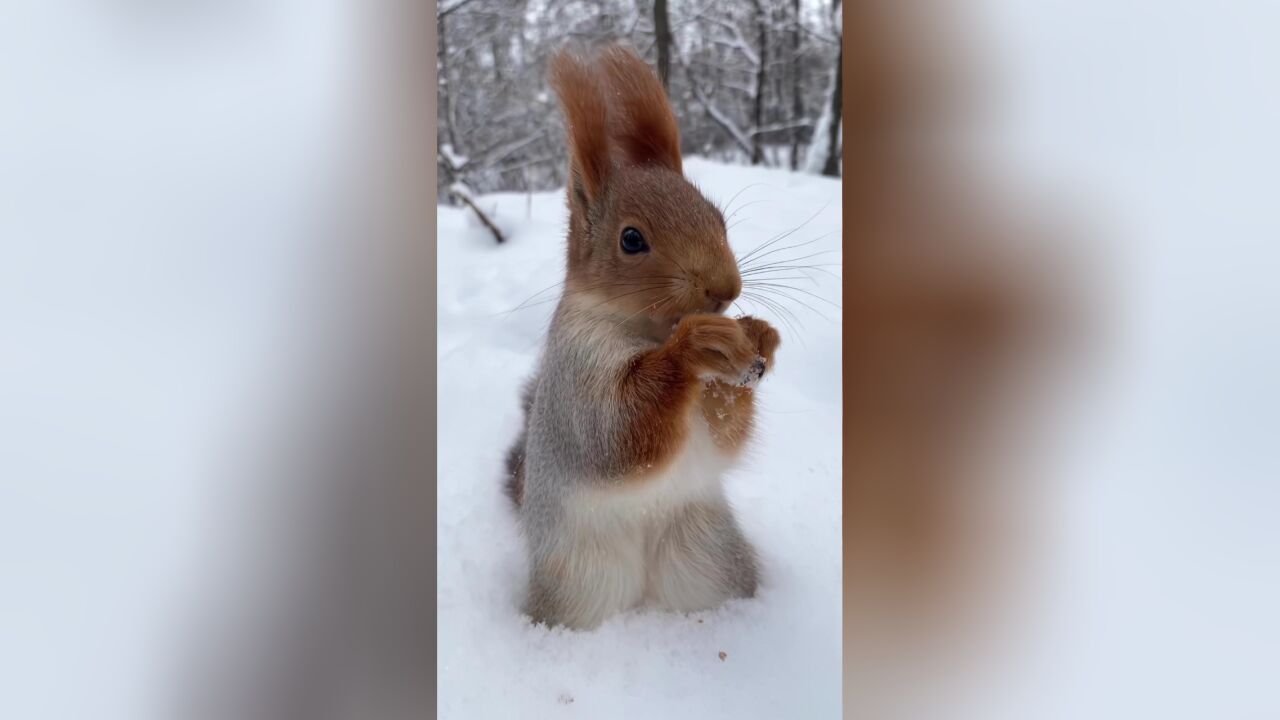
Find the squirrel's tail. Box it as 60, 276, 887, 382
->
502, 378, 537, 508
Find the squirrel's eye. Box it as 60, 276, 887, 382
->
620, 227, 649, 254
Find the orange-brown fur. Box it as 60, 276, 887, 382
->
619, 314, 767, 477
550, 49, 740, 324
505, 310, 774, 504
599, 46, 684, 173
505, 46, 770, 505
548, 51, 611, 202
507, 45, 773, 629
699, 317, 780, 452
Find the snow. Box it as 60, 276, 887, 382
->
441, 143, 470, 170
449, 180, 475, 199
436, 157, 842, 719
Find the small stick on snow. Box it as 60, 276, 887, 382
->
449, 183, 507, 244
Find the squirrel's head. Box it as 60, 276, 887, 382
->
549, 45, 740, 331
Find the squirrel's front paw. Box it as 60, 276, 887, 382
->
732, 312, 778, 381
736, 316, 780, 361
671, 314, 757, 381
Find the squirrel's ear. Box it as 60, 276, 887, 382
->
549, 50, 611, 203
599, 45, 682, 174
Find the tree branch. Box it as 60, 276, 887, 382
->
677, 49, 753, 155
749, 119, 814, 136
437, 0, 480, 20
448, 183, 506, 244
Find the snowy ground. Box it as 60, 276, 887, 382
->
436, 158, 843, 719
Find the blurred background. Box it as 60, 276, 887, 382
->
1, 1, 435, 719
840, 1, 1280, 718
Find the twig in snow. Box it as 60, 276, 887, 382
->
449, 183, 506, 244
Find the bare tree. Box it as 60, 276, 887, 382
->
802, 0, 841, 176
437, 11, 461, 166
749, 0, 768, 165
789, 0, 805, 169
821, 41, 842, 176
654, 0, 672, 89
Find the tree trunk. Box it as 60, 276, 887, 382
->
654, 0, 672, 90
751, 0, 768, 165
437, 12, 463, 202
789, 0, 804, 170
438, 13, 460, 153
491, 37, 505, 83
821, 41, 842, 177
802, 0, 842, 176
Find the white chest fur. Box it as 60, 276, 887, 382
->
569, 413, 731, 526
552, 414, 736, 624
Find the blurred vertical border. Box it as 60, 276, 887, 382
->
178, 2, 439, 718
839, 2, 1088, 717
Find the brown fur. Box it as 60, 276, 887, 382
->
612, 314, 763, 481
548, 51, 611, 202
505, 47, 775, 506
562, 168, 740, 325
507, 310, 770, 507
700, 316, 781, 452
599, 46, 684, 173
551, 47, 739, 322
700, 382, 755, 452
529, 46, 763, 485
509, 44, 776, 629
503, 381, 536, 506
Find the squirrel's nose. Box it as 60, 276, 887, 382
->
704, 285, 739, 314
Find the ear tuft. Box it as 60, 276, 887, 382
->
549, 49, 611, 202
598, 45, 683, 174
